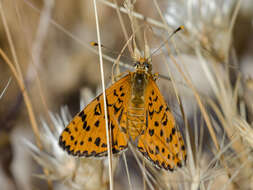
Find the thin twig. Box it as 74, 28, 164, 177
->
92, 0, 113, 189
22, 0, 131, 70
112, 0, 133, 55
0, 9, 55, 189
122, 153, 133, 190
0, 78, 12, 99
27, 0, 54, 81
0, 49, 41, 147
15, 0, 54, 130
0, 50, 53, 189
169, 54, 220, 151
0, 1, 23, 80
98, 0, 167, 29
226, 0, 241, 63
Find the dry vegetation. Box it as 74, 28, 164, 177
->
0, 0, 253, 190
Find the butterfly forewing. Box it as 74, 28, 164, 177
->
137, 77, 187, 171
59, 74, 131, 157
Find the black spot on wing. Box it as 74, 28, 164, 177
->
85, 126, 90, 131
83, 121, 87, 130
64, 127, 71, 134
161, 113, 168, 126
94, 120, 100, 127
118, 108, 124, 123
101, 143, 107, 148
156, 105, 163, 113
94, 137, 101, 147
149, 129, 154, 136
113, 89, 119, 97
160, 129, 164, 137
145, 111, 148, 130
148, 110, 154, 119
172, 127, 176, 135
94, 103, 102, 115
79, 111, 87, 121
113, 104, 121, 114
155, 146, 160, 154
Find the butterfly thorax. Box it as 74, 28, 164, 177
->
127, 62, 150, 141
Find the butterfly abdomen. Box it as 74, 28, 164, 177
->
127, 72, 148, 140
127, 102, 145, 141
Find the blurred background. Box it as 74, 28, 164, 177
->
0, 0, 253, 190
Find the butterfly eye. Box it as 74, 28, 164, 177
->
144, 62, 150, 70
134, 62, 139, 67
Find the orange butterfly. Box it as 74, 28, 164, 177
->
59, 57, 186, 171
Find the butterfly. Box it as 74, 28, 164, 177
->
59, 57, 187, 171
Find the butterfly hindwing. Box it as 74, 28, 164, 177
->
59, 74, 131, 157
137, 77, 187, 171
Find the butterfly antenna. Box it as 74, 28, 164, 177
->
90, 41, 132, 62
144, 25, 152, 60
150, 25, 184, 57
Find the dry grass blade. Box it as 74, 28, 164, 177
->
0, 2, 53, 187
98, 0, 166, 29
0, 47, 41, 149
14, 1, 54, 130
169, 54, 220, 151
22, 0, 131, 70
92, 0, 114, 189
0, 2, 23, 81
112, 0, 133, 55
0, 49, 53, 189
0, 77, 12, 99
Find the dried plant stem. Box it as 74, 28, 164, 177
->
0, 78, 12, 99
128, 143, 155, 190
25, 0, 54, 126
0, 49, 53, 189
171, 53, 237, 187
112, 0, 133, 55
142, 158, 146, 190
0, 2, 23, 81
93, 0, 113, 189
169, 54, 220, 151
0, 2, 53, 188
122, 153, 133, 190
98, 0, 166, 29
152, 0, 170, 31
22, 0, 131, 70
14, 1, 54, 130
226, 0, 241, 63
0, 1, 42, 148
221, 157, 252, 190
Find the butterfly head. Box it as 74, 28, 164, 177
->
134, 57, 152, 74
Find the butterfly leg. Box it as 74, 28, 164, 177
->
112, 71, 131, 83
152, 73, 159, 81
